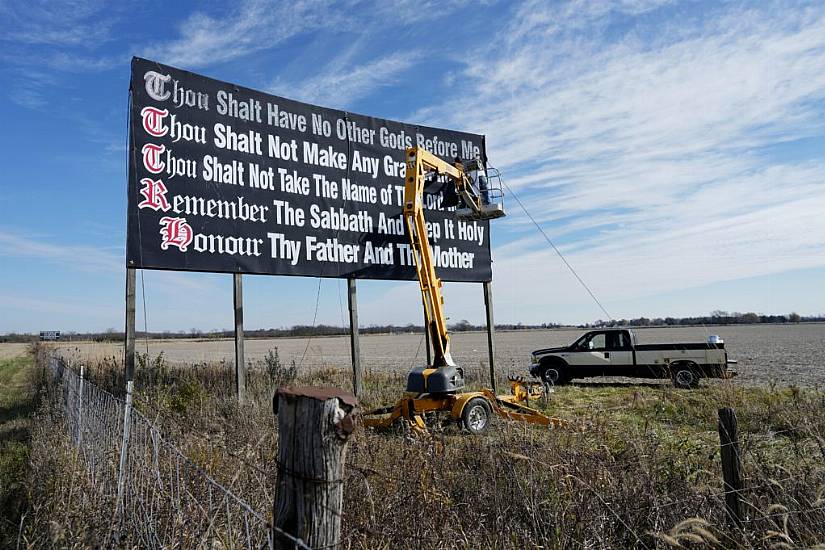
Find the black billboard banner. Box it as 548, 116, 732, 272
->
127, 57, 491, 282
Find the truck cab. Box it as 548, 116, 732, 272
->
564, 330, 635, 375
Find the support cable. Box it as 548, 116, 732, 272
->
501, 178, 613, 321
299, 114, 354, 367
298, 278, 323, 367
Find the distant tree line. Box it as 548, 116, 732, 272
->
589, 311, 818, 328
0, 321, 563, 343
2, 312, 820, 343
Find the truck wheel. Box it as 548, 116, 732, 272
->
462, 397, 492, 435
541, 364, 569, 386
672, 365, 699, 389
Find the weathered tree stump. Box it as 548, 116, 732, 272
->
273, 387, 358, 549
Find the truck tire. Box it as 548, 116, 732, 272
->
672, 363, 699, 389
461, 397, 492, 435
541, 362, 570, 386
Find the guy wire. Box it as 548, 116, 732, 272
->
501, 177, 613, 321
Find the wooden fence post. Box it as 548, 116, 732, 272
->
718, 407, 744, 528
273, 387, 358, 549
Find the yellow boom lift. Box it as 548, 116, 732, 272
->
363, 147, 564, 434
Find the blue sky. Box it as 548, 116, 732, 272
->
1, 0, 825, 333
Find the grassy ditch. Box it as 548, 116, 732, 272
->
0, 346, 39, 547
26, 352, 825, 548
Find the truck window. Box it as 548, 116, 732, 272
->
619, 332, 631, 349
586, 333, 606, 351
606, 332, 623, 350
607, 331, 631, 350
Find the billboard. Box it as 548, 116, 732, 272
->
127, 57, 491, 282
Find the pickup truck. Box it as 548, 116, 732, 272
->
528, 329, 737, 388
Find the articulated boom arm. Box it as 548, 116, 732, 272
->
363, 149, 565, 434
403, 147, 461, 368
404, 146, 505, 371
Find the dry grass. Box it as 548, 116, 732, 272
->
20, 349, 825, 548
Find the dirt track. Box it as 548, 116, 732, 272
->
0, 344, 31, 360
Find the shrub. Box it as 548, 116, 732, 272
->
264, 348, 296, 388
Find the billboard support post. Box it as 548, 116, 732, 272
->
347, 278, 363, 398
483, 281, 497, 394
125, 267, 136, 383
233, 273, 246, 401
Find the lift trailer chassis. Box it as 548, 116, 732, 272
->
363, 379, 566, 433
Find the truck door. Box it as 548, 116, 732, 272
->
567, 332, 611, 376
606, 331, 634, 376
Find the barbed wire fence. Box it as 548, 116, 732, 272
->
46, 356, 310, 549
41, 351, 825, 549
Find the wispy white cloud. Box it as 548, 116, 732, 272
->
0, 230, 216, 293
143, 0, 335, 68
5, 67, 61, 109
142, 0, 466, 85
0, 0, 123, 112
0, 230, 122, 273
0, 0, 114, 47
39, 51, 122, 72
270, 49, 420, 108
364, 0, 473, 24
403, 1, 825, 320
4, 0, 824, 329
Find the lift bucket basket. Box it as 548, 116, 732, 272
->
456, 162, 506, 221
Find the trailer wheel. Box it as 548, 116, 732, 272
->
672, 364, 699, 389
462, 397, 492, 435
